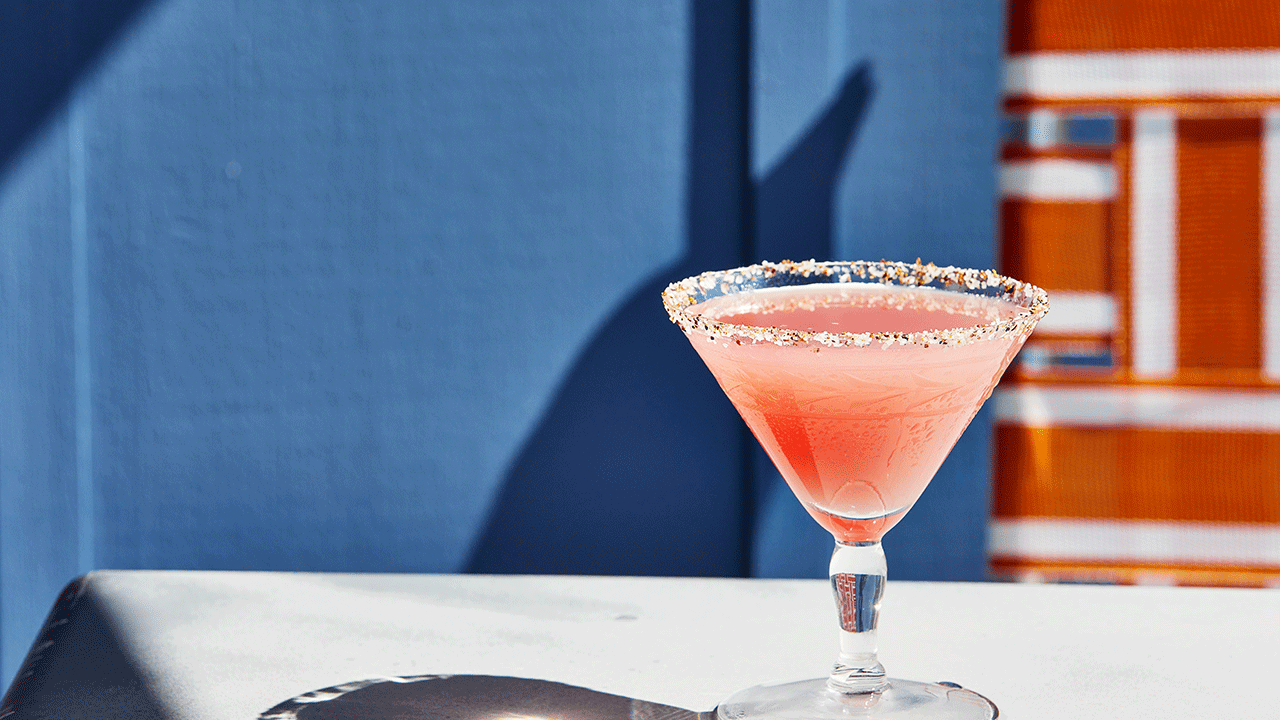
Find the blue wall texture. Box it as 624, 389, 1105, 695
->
0, 0, 1005, 686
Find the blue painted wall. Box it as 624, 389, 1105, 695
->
0, 0, 1006, 687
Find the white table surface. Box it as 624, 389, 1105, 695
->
6, 570, 1279, 719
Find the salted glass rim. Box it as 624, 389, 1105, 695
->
662, 259, 1049, 349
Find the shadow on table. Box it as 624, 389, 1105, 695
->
0, 578, 175, 720
259, 674, 711, 720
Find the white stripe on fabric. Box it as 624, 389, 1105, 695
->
1032, 291, 1117, 334
1130, 110, 1178, 379
1264, 109, 1280, 380
990, 518, 1280, 567
1000, 160, 1116, 201
1006, 50, 1280, 99
993, 385, 1280, 431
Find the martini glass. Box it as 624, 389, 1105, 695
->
663, 260, 1047, 720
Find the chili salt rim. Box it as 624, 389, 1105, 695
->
661, 259, 1049, 348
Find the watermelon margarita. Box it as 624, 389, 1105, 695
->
663, 260, 1046, 718
686, 281, 1027, 542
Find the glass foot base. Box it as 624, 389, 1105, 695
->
716, 677, 997, 719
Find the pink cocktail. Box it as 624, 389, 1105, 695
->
664, 260, 1047, 720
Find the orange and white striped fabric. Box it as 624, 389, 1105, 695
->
994, 0, 1280, 587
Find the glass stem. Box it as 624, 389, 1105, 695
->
827, 540, 887, 694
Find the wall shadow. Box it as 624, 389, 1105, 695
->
467, 17, 875, 576
466, 0, 753, 577
0, 0, 156, 177
755, 63, 873, 262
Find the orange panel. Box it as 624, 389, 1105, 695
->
1008, 98, 1280, 114
1005, 98, 1280, 114
1167, 367, 1269, 388
1001, 146, 1114, 163
1000, 201, 1111, 292
994, 425, 1119, 518
1007, 0, 1280, 53
1176, 117, 1262, 372
1110, 123, 1133, 376
993, 424, 1280, 523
